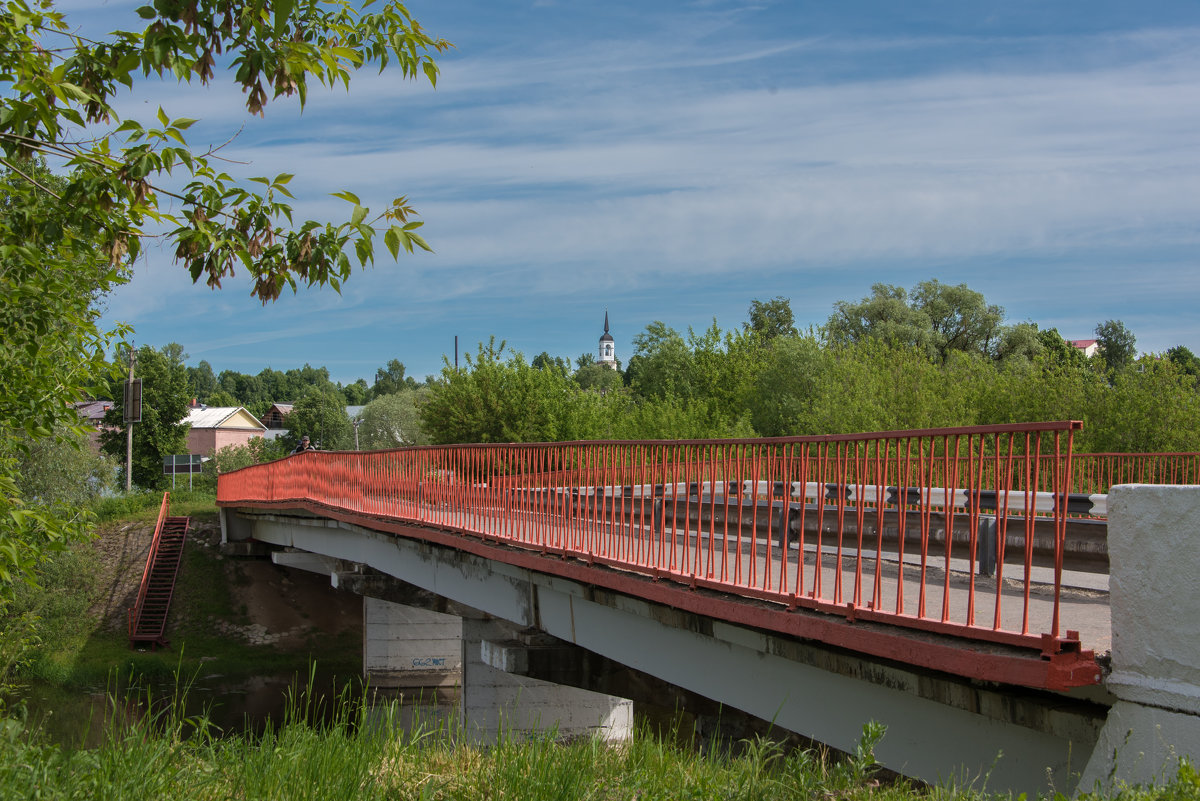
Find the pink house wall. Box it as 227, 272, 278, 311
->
188, 428, 263, 456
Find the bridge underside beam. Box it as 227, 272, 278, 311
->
223, 506, 1107, 796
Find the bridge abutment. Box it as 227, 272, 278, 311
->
1079, 485, 1200, 793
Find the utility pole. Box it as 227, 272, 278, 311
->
125, 348, 135, 492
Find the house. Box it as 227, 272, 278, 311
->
72, 399, 114, 448
261, 403, 294, 429
1069, 339, 1099, 358
185, 406, 267, 455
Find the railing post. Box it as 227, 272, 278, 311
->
976, 515, 997, 577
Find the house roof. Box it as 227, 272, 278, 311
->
185, 406, 266, 431
268, 403, 294, 414
73, 399, 113, 421
1070, 339, 1098, 348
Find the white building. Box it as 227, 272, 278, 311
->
598, 311, 618, 369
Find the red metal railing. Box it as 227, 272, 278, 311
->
128, 492, 171, 641
490, 452, 1197, 511
1054, 452, 1200, 497
218, 423, 1104, 679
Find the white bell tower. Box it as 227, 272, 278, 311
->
598, 310, 617, 369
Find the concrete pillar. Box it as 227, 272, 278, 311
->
460, 617, 633, 744
1079, 485, 1200, 792
363, 597, 462, 689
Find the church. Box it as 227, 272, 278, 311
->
598, 311, 618, 369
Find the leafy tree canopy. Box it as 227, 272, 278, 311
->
3, 0, 446, 302
358, 389, 428, 448
826, 280, 1005, 363
0, 158, 125, 589
1165, 345, 1200, 385
370, 359, 418, 398
284, 388, 353, 451
532, 352, 571, 375
574, 362, 623, 394
0, 0, 446, 595
826, 283, 934, 356
745, 296, 797, 341
1095, 319, 1137, 373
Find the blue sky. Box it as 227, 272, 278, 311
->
87, 0, 1200, 385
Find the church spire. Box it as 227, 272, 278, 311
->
598, 310, 616, 367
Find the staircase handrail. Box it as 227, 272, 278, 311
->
128, 492, 171, 640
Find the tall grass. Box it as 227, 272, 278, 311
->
90, 489, 217, 523
2, 686, 1196, 800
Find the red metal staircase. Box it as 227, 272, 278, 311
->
128, 493, 190, 649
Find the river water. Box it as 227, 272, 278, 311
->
13, 671, 459, 748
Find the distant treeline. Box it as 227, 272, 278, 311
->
192, 282, 1200, 455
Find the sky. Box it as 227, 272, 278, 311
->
79, 0, 1200, 385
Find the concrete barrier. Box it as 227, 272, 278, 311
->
1079, 485, 1200, 792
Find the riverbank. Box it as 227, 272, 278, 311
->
18, 499, 362, 691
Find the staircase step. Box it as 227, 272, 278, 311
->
128, 503, 190, 648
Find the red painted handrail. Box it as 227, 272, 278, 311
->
128, 492, 171, 642
218, 423, 1102, 666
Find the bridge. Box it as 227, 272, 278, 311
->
215, 422, 1200, 795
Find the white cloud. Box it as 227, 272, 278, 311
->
99, 18, 1200, 373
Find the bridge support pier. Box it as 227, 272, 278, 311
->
340, 569, 633, 743
463, 616, 633, 744
362, 597, 463, 690
1079, 485, 1200, 793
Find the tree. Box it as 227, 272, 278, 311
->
342, 378, 369, 406
99, 345, 192, 489
205, 389, 240, 407
0, 0, 446, 596
825, 283, 934, 356
745, 297, 797, 341
1165, 345, 1200, 386
1095, 320, 1137, 373
1035, 327, 1090, 370
3, 0, 445, 304
825, 280, 1005, 363
186, 360, 218, 401
0, 158, 122, 591
625, 322, 696, 400
358, 390, 429, 448
420, 339, 604, 444
532, 352, 570, 375
911, 280, 1005, 362
15, 427, 114, 509
574, 363, 624, 393
370, 359, 412, 398
749, 335, 826, 436
284, 389, 353, 451
993, 322, 1044, 364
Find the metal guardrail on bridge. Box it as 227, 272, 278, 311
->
218, 421, 1103, 690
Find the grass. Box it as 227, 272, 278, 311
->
2, 689, 1196, 801
91, 488, 219, 524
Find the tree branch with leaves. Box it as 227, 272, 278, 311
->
0, 0, 448, 597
